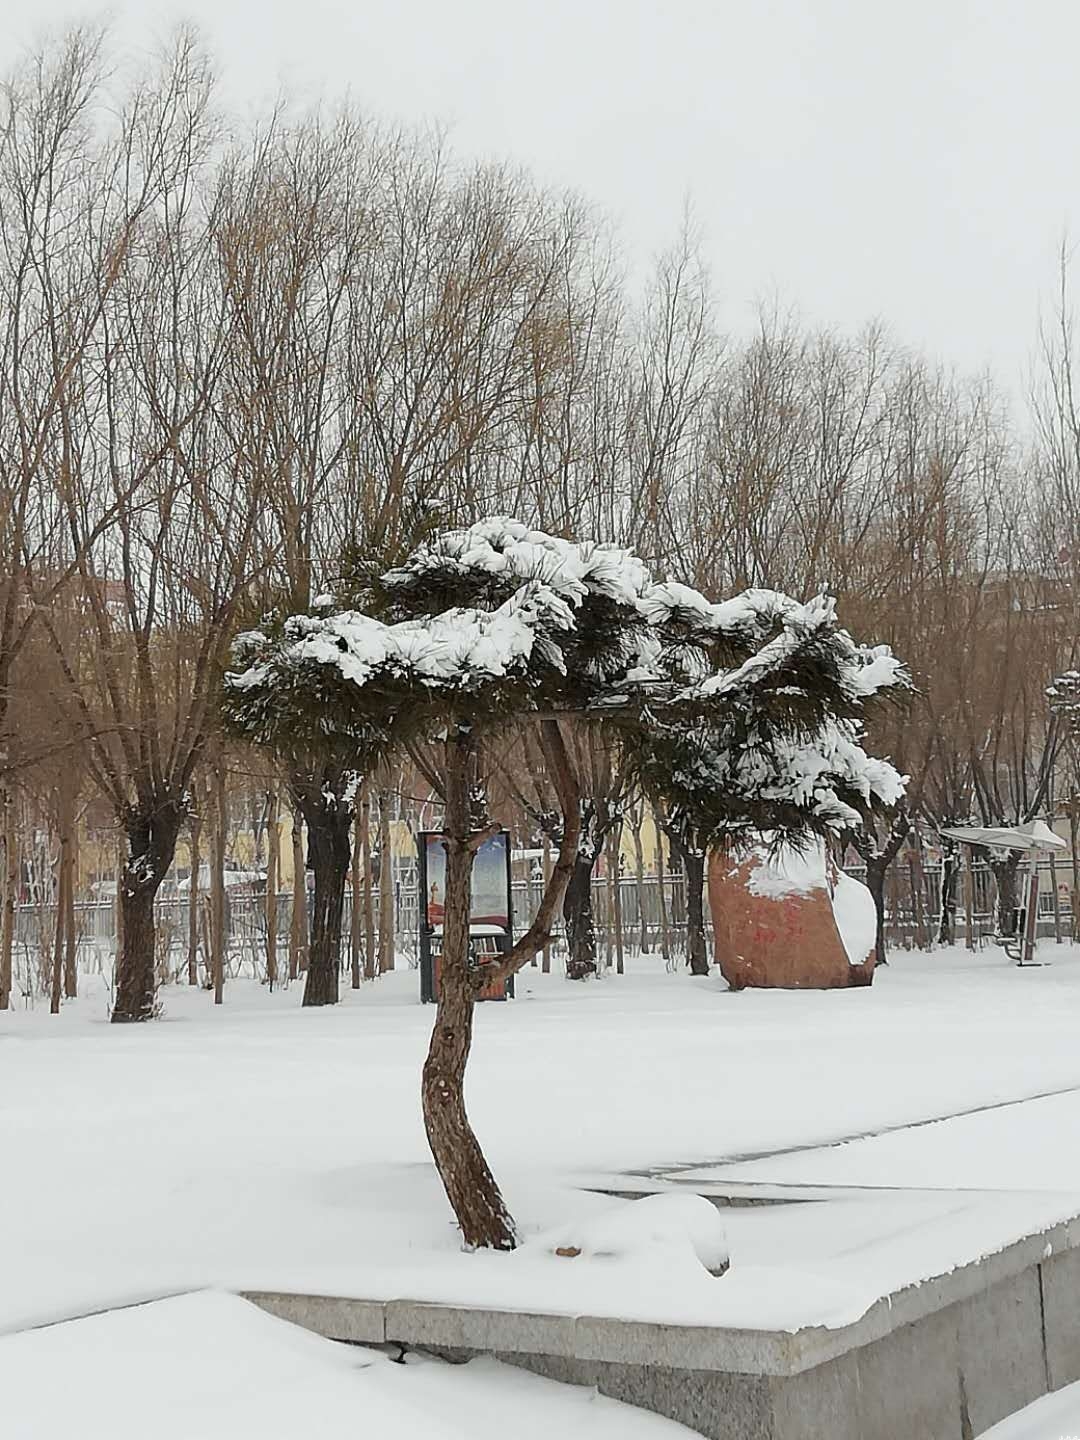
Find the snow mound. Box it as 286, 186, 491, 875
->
526, 1193, 729, 1276
833, 871, 877, 966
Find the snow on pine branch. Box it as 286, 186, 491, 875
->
224, 518, 909, 760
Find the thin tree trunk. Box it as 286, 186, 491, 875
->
266, 790, 279, 987
50, 830, 67, 1015
114, 836, 124, 973
378, 792, 394, 973
289, 804, 306, 980
187, 811, 201, 985
350, 805, 362, 988
64, 813, 78, 998
654, 810, 671, 962
541, 837, 552, 973
631, 815, 649, 953
608, 831, 625, 975
0, 787, 16, 1010
211, 761, 226, 1005
361, 787, 375, 980
964, 846, 976, 950
421, 730, 516, 1251
1071, 806, 1080, 943
1051, 844, 1063, 943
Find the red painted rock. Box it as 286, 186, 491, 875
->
709, 842, 875, 990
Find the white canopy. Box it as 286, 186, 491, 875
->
939, 820, 1067, 853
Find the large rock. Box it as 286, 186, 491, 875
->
709, 840, 875, 990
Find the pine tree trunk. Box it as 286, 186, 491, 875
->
421, 730, 516, 1251
300, 804, 351, 1008
563, 852, 598, 980
683, 846, 709, 975
866, 856, 888, 965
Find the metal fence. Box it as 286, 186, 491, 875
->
9, 855, 1076, 993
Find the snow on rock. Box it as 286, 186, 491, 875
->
524, 1193, 729, 1277
833, 871, 878, 966
0, 1290, 696, 1440
741, 839, 877, 966
745, 839, 829, 899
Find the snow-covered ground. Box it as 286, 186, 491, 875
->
985, 1379, 1080, 1438
0, 1290, 696, 1439
5, 944, 1080, 1433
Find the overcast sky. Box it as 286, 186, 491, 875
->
6, 0, 1079, 402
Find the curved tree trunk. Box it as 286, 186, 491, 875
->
563, 852, 598, 980
422, 729, 516, 1250
300, 802, 351, 1007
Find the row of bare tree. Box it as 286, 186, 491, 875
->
4, 26, 1080, 1012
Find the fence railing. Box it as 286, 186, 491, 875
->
9, 856, 1077, 992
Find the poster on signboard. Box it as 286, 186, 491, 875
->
422, 831, 510, 932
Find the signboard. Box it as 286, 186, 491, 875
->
418, 830, 513, 1003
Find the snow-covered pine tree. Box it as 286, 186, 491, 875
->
630, 713, 908, 970
224, 519, 908, 1250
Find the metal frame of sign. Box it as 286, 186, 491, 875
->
417, 829, 514, 1003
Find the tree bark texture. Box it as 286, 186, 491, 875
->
112, 801, 183, 1022
299, 799, 351, 1008
563, 851, 599, 980
421, 730, 517, 1250
421, 719, 582, 1251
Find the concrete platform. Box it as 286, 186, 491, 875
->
243, 1208, 1080, 1439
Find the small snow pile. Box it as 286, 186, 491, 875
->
832, 871, 877, 967
525, 1193, 729, 1278
745, 839, 829, 900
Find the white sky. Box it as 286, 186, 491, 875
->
6, 0, 1080, 400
